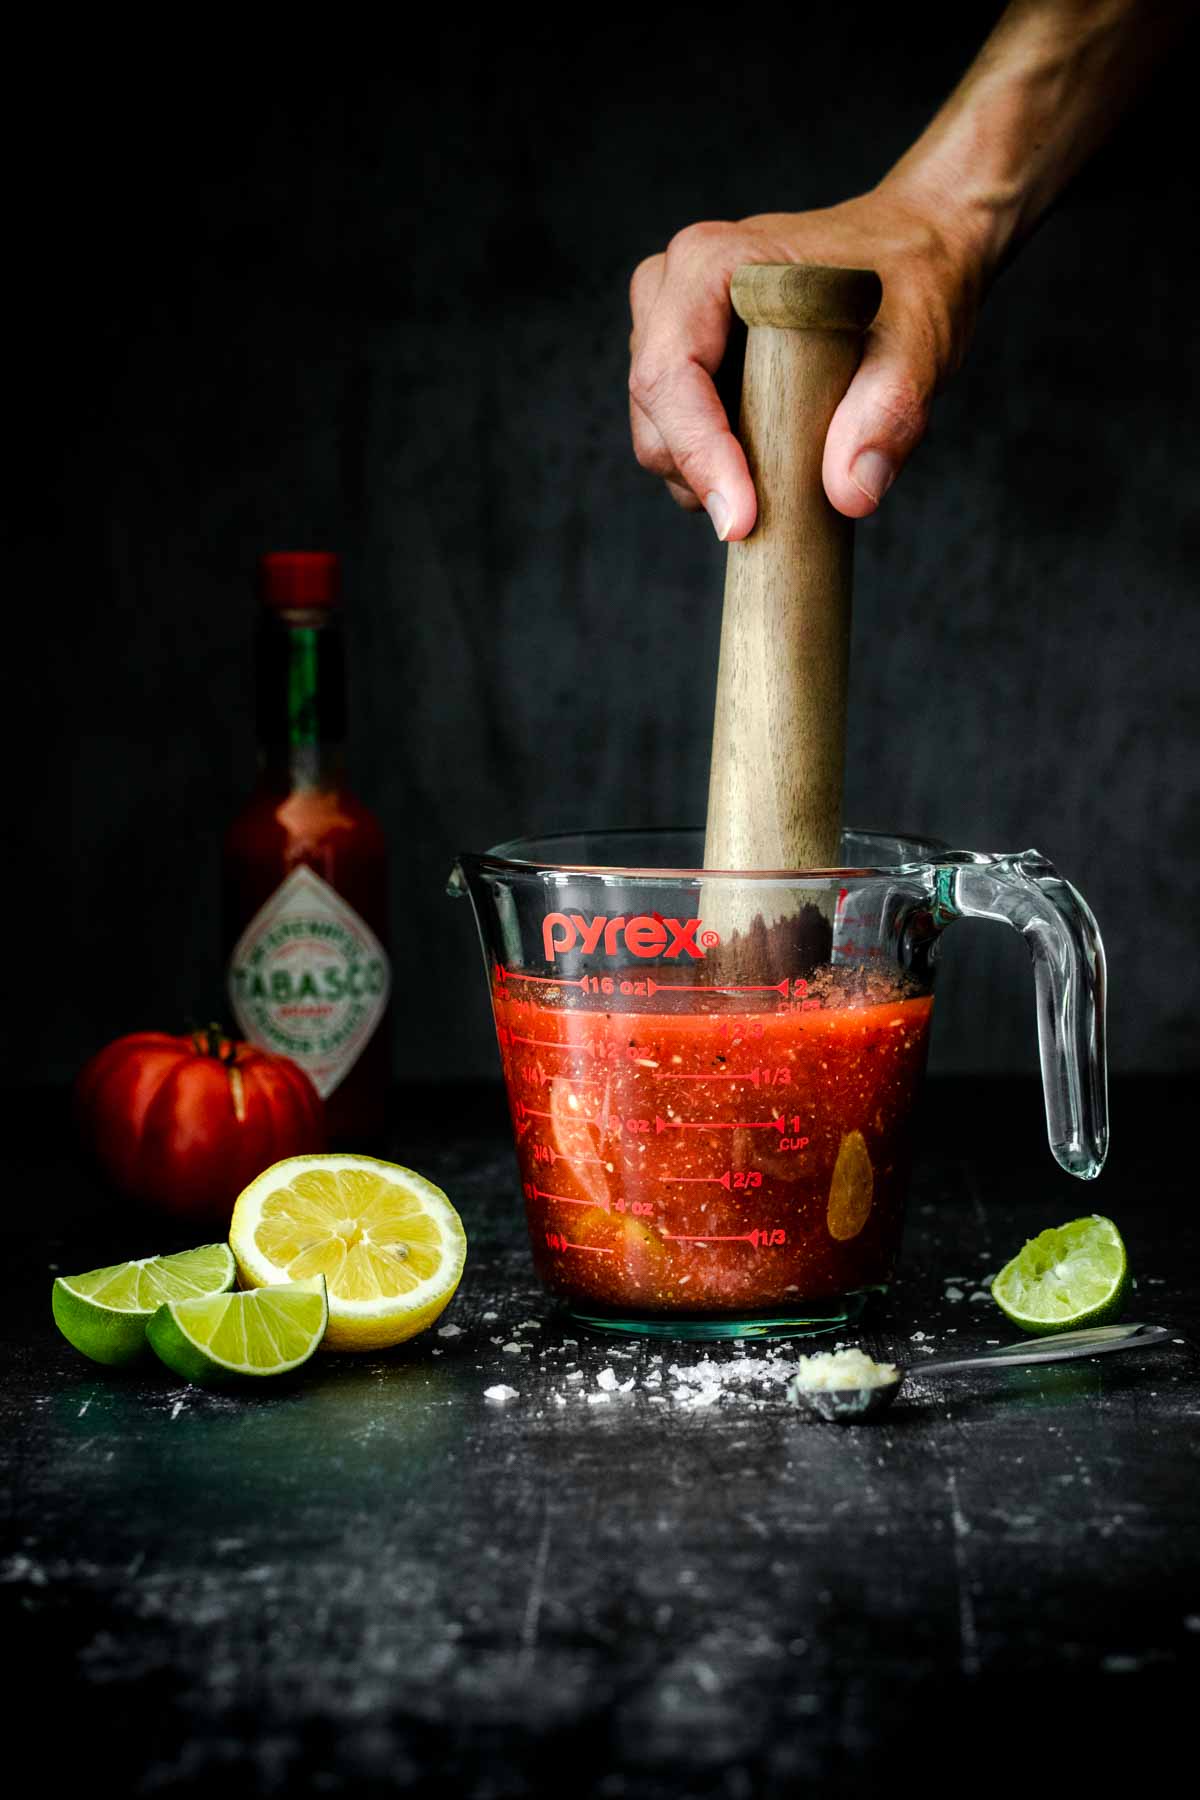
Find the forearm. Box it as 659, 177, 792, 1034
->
885, 0, 1191, 276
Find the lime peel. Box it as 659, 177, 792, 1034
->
52, 1244, 237, 1366
146, 1276, 329, 1385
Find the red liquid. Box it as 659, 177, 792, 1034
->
493, 975, 933, 1317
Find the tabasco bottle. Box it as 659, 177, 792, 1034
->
224, 552, 390, 1143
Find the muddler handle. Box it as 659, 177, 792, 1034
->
703, 263, 882, 875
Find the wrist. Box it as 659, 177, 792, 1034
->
878, 151, 1017, 290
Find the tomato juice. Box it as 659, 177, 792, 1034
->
493, 967, 934, 1324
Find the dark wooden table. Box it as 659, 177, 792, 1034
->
5, 1079, 1197, 1796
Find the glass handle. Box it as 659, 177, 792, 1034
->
934, 850, 1108, 1178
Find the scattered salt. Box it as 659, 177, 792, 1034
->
665, 1348, 798, 1411
437, 1324, 462, 1339
483, 1385, 518, 1403
482, 1312, 498, 1322
945, 1287, 965, 1302
502, 1343, 523, 1356
596, 1368, 619, 1391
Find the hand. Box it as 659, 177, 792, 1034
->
628, 183, 988, 539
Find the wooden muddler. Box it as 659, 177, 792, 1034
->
703, 264, 882, 908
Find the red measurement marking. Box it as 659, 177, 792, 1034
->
661, 1170, 764, 1191
526, 1182, 600, 1209
656, 1069, 747, 1084
520, 1062, 602, 1090
544, 1232, 613, 1256
517, 1098, 604, 1130
498, 964, 588, 991
532, 1142, 606, 1169
655, 1114, 787, 1135
646, 975, 794, 998
664, 1228, 787, 1248
656, 1066, 790, 1089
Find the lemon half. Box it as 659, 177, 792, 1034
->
229, 1154, 466, 1351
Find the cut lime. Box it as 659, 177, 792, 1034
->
991, 1215, 1128, 1335
53, 1243, 238, 1366
146, 1276, 328, 1385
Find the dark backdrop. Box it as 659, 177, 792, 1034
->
15, 13, 1199, 1089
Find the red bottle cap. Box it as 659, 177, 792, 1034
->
258, 552, 341, 609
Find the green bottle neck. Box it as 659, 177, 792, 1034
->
256, 606, 347, 790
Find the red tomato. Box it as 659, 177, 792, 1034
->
75, 1028, 325, 1226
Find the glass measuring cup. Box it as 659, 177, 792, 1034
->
448, 829, 1107, 1340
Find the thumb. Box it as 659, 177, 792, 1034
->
822, 330, 933, 520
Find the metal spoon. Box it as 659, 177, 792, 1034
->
787, 1321, 1174, 1423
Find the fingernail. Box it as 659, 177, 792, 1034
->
850, 451, 896, 505
705, 491, 732, 541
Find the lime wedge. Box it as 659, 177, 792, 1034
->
991, 1215, 1128, 1334
53, 1244, 237, 1366
146, 1276, 328, 1385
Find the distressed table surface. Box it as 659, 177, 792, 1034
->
4, 1079, 1197, 1796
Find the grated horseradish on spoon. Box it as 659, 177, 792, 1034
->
789, 1347, 898, 1392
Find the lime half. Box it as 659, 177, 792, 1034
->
992, 1215, 1128, 1335
53, 1243, 237, 1366
146, 1276, 328, 1385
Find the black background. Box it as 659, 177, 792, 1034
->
15, 11, 1199, 1088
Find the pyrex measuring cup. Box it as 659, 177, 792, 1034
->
448, 829, 1107, 1340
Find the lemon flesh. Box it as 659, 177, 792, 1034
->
147, 1277, 328, 1384
52, 1243, 238, 1366
229, 1155, 467, 1351
991, 1214, 1128, 1335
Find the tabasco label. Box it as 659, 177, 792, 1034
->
228, 865, 390, 1098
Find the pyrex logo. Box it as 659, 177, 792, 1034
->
542, 912, 716, 962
